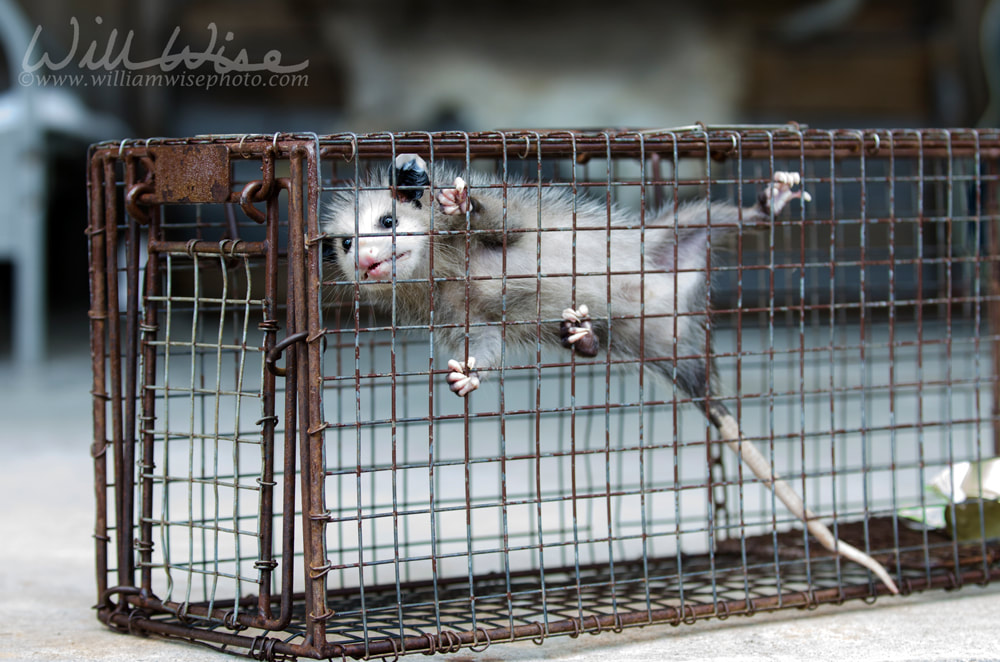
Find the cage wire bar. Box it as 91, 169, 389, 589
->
88, 128, 1000, 660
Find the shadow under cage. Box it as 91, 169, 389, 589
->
88, 128, 1000, 660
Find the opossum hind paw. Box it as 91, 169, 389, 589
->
759, 171, 812, 216
560, 305, 599, 357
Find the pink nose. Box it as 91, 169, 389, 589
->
357, 245, 380, 270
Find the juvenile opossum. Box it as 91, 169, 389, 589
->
322, 154, 899, 594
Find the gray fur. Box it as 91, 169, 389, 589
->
322, 158, 900, 594
322, 159, 759, 398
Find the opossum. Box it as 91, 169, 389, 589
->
322, 154, 899, 594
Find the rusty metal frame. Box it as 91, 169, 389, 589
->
89, 128, 1000, 660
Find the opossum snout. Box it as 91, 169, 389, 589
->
355, 241, 410, 281
356, 244, 382, 271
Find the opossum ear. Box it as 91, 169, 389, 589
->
392, 154, 430, 204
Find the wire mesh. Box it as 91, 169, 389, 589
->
89, 129, 1000, 660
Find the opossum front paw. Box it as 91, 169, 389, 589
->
447, 357, 480, 396
759, 171, 812, 216
436, 177, 472, 215
560, 305, 599, 357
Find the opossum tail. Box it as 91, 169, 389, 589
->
708, 402, 900, 594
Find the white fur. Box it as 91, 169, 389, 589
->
322, 163, 899, 595
323, 166, 720, 376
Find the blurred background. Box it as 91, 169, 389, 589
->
2, 6, 998, 660
0, 0, 998, 362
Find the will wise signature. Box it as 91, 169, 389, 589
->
22, 17, 309, 75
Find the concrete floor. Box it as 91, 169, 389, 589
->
2, 326, 1000, 662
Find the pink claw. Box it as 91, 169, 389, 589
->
762, 171, 812, 216
436, 176, 471, 215
447, 357, 480, 396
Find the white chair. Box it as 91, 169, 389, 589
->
0, 0, 127, 363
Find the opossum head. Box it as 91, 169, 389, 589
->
322, 154, 433, 288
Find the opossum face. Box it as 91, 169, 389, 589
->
323, 155, 432, 286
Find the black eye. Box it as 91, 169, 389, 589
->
341, 237, 353, 252
380, 214, 397, 229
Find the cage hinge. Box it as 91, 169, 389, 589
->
265, 331, 308, 377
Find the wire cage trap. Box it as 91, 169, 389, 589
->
88, 127, 1000, 660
